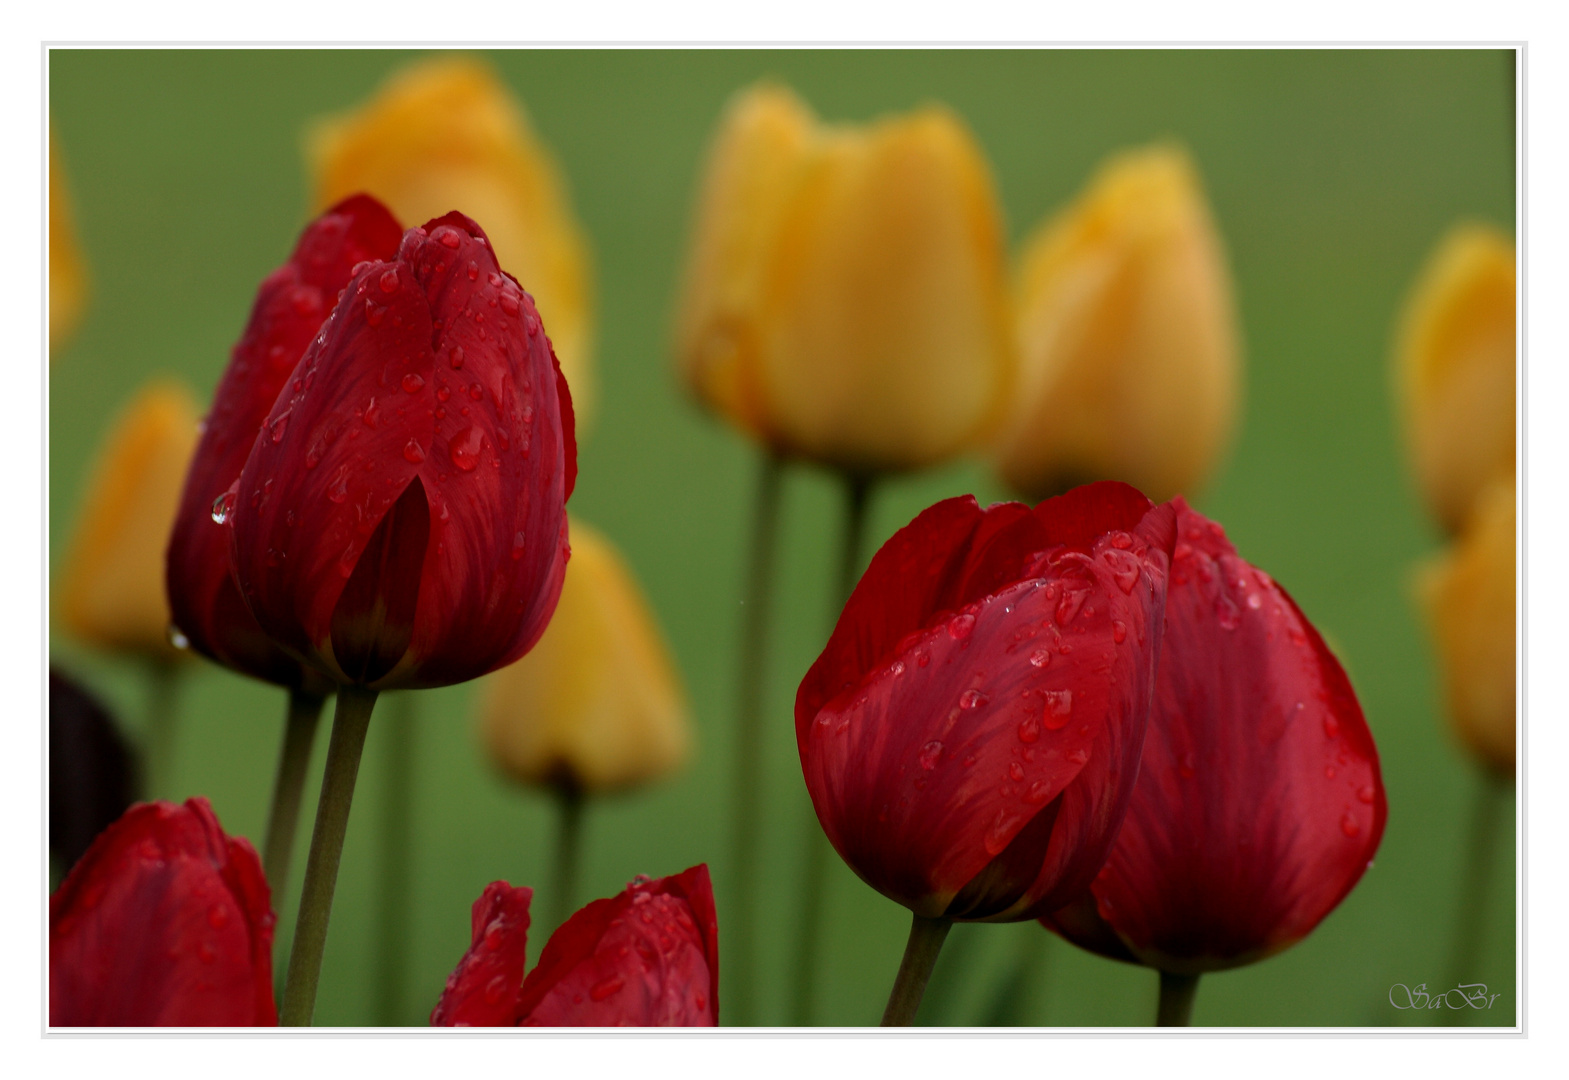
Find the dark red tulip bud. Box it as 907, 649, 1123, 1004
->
1042, 500, 1387, 973
429, 881, 533, 1026
50, 798, 277, 1026
166, 194, 404, 688
228, 211, 576, 690
50, 667, 139, 875
431, 866, 719, 1026
797, 481, 1177, 922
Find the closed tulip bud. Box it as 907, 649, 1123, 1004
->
309, 56, 595, 426
1394, 224, 1516, 535
1416, 476, 1516, 776
675, 83, 1013, 474
995, 146, 1241, 504
431, 866, 719, 1026
50, 129, 88, 350
1042, 502, 1386, 974
481, 519, 690, 794
58, 381, 200, 662
50, 798, 277, 1026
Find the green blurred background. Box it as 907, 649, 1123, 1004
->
47, 49, 1515, 1027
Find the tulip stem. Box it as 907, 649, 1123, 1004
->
881, 914, 952, 1026
547, 780, 586, 934
261, 688, 327, 900
728, 451, 784, 1027
1444, 770, 1509, 1025
280, 684, 379, 1026
373, 692, 417, 1026
1156, 971, 1200, 1026
790, 471, 876, 1026
143, 660, 183, 798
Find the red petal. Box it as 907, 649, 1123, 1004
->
166, 195, 401, 686
50, 798, 277, 1026
1044, 501, 1387, 972
517, 866, 718, 1026
797, 496, 1174, 919
429, 881, 533, 1026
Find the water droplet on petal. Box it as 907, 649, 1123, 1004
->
1008, 762, 1025, 781
1341, 812, 1361, 837
378, 268, 399, 293
401, 373, 425, 394
959, 689, 989, 711
207, 903, 229, 930
167, 625, 190, 650
269, 414, 289, 442
511, 531, 526, 560
210, 491, 235, 524
1017, 715, 1040, 744
403, 439, 426, 464
948, 613, 976, 641
918, 741, 943, 770
434, 226, 463, 249
484, 975, 508, 1004
449, 345, 465, 370
984, 811, 1023, 856
1357, 786, 1376, 804
1041, 689, 1073, 730
1112, 620, 1127, 644
450, 426, 483, 471
1029, 648, 1051, 668
589, 975, 624, 1002
1026, 779, 1052, 803
1215, 595, 1241, 629
1323, 715, 1340, 739
1066, 748, 1089, 765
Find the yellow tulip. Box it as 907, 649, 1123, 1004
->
674, 83, 1013, 475
1416, 476, 1516, 776
481, 520, 689, 794
308, 55, 595, 425
1393, 224, 1516, 535
993, 145, 1241, 504
50, 130, 88, 351
56, 381, 200, 662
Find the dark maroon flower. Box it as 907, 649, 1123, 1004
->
166, 194, 403, 688
431, 866, 719, 1027
50, 667, 139, 874
796, 482, 1176, 921
1041, 500, 1387, 973
50, 798, 277, 1026
226, 211, 576, 689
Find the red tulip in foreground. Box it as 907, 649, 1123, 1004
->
167, 194, 403, 688
432, 865, 719, 1026
50, 798, 277, 1027
226, 210, 576, 691
1041, 500, 1387, 1023
796, 482, 1175, 1023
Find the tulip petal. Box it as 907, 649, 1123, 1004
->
1044, 501, 1386, 972
50, 798, 276, 1026
49, 668, 139, 875
517, 865, 718, 1026
167, 195, 402, 687
429, 881, 533, 1026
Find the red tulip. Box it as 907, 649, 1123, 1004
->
166, 195, 404, 687
50, 798, 277, 1026
796, 482, 1176, 922
1041, 500, 1387, 973
431, 865, 719, 1026
226, 210, 577, 689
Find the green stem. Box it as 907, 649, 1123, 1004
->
547, 780, 586, 935
1156, 971, 1200, 1026
372, 692, 417, 1027
789, 471, 874, 1027
881, 915, 952, 1026
1444, 771, 1509, 1025
143, 660, 182, 798
913, 922, 980, 1026
727, 452, 784, 1027
280, 684, 378, 1026
261, 688, 327, 900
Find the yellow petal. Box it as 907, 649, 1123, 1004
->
995, 144, 1241, 504
1415, 476, 1516, 776
480, 519, 690, 794
50, 129, 88, 352
308, 55, 596, 427
674, 84, 1013, 474
56, 381, 200, 662
1394, 224, 1516, 535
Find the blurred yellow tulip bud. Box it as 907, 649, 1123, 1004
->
309, 55, 596, 425
481, 520, 690, 794
994, 145, 1240, 504
1416, 477, 1516, 777
57, 381, 200, 662
50, 130, 88, 351
1394, 224, 1516, 535
674, 83, 1013, 475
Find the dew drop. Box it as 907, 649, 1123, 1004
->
401, 372, 425, 394
1026, 779, 1053, 803
947, 613, 976, 641
167, 625, 190, 650
1215, 595, 1241, 630
207, 903, 229, 930
1017, 715, 1040, 744
403, 439, 426, 464
365, 299, 385, 326
1341, 812, 1361, 838
1008, 762, 1025, 781
984, 811, 1023, 856
1112, 620, 1127, 644
1325, 766, 1337, 779
449, 345, 465, 370
484, 926, 505, 952
198, 943, 216, 964
959, 689, 989, 711
1029, 648, 1052, 668
511, 531, 526, 560
1066, 748, 1089, 765
210, 491, 235, 524
269, 414, 289, 443
1323, 715, 1341, 739
1246, 593, 1263, 610
1041, 689, 1073, 730
326, 466, 350, 504
435, 226, 463, 249
378, 268, 399, 293
499, 291, 520, 315
589, 975, 626, 1003
450, 426, 483, 471
918, 741, 943, 770
916, 651, 931, 668
1357, 786, 1376, 804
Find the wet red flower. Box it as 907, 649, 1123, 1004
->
50, 797, 277, 1026
166, 195, 404, 688
1041, 500, 1387, 973
796, 482, 1176, 922
226, 210, 576, 689
431, 865, 719, 1027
